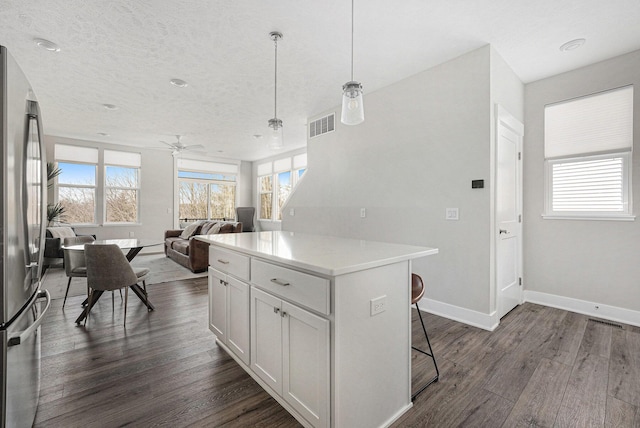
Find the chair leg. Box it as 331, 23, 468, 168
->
62, 277, 72, 308
119, 289, 123, 301
85, 289, 93, 326
112, 291, 115, 311
123, 287, 128, 327
142, 280, 150, 311
411, 302, 439, 401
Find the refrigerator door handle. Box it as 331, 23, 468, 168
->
7, 290, 51, 347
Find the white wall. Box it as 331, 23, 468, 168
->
523, 49, 640, 318
283, 46, 512, 322
44, 135, 251, 251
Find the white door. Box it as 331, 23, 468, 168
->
251, 287, 283, 394
282, 301, 330, 428
496, 105, 524, 319
226, 276, 250, 365
208, 268, 227, 342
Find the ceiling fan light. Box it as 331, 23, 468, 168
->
341, 81, 364, 125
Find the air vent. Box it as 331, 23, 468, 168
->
309, 113, 335, 139
588, 318, 624, 329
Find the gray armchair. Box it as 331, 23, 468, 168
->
235, 207, 255, 232
84, 244, 150, 327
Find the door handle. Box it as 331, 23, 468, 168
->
499, 229, 508, 235
8, 289, 51, 347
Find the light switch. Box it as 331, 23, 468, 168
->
360, 208, 366, 218
446, 208, 459, 220
289, 208, 295, 216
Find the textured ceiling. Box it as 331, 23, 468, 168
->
1, 0, 640, 161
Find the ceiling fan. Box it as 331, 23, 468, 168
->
159, 135, 204, 156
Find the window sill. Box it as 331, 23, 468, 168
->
542, 214, 636, 222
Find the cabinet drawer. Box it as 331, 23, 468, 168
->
209, 247, 250, 281
251, 259, 330, 315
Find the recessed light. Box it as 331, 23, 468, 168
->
102, 103, 118, 110
97, 132, 109, 136
560, 38, 586, 52
170, 78, 188, 88
34, 38, 60, 52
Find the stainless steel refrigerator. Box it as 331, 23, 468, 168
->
0, 46, 51, 428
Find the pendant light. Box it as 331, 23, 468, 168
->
341, 0, 364, 125
268, 31, 284, 149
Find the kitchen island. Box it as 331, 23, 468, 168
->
196, 231, 438, 428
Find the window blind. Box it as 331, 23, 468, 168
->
544, 85, 633, 159
55, 144, 99, 163
104, 150, 141, 167
177, 158, 238, 174
551, 156, 625, 212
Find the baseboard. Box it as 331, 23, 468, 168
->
418, 297, 499, 331
524, 290, 640, 328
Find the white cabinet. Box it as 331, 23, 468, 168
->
208, 267, 250, 365
251, 287, 329, 428
201, 232, 437, 428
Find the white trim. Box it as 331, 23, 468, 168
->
524, 290, 640, 328
418, 297, 499, 331
542, 214, 635, 221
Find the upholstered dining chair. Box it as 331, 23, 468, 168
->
62, 235, 95, 308
84, 244, 150, 327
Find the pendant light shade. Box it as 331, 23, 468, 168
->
267, 31, 284, 149
341, 0, 364, 125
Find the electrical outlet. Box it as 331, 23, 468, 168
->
360, 208, 366, 218
445, 208, 459, 220
370, 295, 387, 316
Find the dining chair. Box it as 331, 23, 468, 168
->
235, 207, 256, 232
411, 273, 439, 401
62, 235, 95, 308
84, 244, 150, 327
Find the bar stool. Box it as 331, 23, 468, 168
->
411, 273, 439, 401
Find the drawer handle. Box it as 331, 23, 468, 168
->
270, 278, 290, 286
217, 259, 230, 265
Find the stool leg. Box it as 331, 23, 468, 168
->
62, 277, 72, 308
411, 302, 439, 401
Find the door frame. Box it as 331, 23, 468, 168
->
493, 104, 524, 323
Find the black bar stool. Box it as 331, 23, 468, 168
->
411, 273, 439, 401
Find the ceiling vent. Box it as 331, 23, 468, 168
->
309, 113, 335, 139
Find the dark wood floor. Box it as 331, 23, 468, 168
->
35, 277, 640, 427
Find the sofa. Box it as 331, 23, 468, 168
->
164, 220, 242, 273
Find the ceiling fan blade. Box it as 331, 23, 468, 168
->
184, 144, 205, 151
159, 141, 176, 148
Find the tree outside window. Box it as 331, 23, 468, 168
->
57, 162, 96, 224
105, 165, 139, 223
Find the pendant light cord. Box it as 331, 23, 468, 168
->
274, 35, 278, 119
350, 0, 354, 81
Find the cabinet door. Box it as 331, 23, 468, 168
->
251, 287, 283, 395
208, 268, 227, 343
226, 276, 250, 365
282, 302, 330, 428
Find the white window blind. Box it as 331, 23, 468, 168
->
55, 144, 99, 163
104, 150, 141, 167
177, 158, 238, 174
551, 156, 627, 212
257, 162, 272, 176
544, 86, 633, 159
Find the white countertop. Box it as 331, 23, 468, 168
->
196, 231, 438, 276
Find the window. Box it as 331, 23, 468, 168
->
177, 159, 238, 223
257, 153, 307, 221
104, 150, 141, 223
55, 145, 98, 224
544, 86, 634, 219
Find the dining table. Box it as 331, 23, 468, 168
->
62, 238, 163, 324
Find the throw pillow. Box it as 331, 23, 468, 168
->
179, 221, 202, 239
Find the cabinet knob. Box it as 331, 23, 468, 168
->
281, 311, 287, 318
274, 307, 280, 314
217, 259, 230, 264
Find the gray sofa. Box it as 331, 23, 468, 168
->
164, 220, 242, 273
